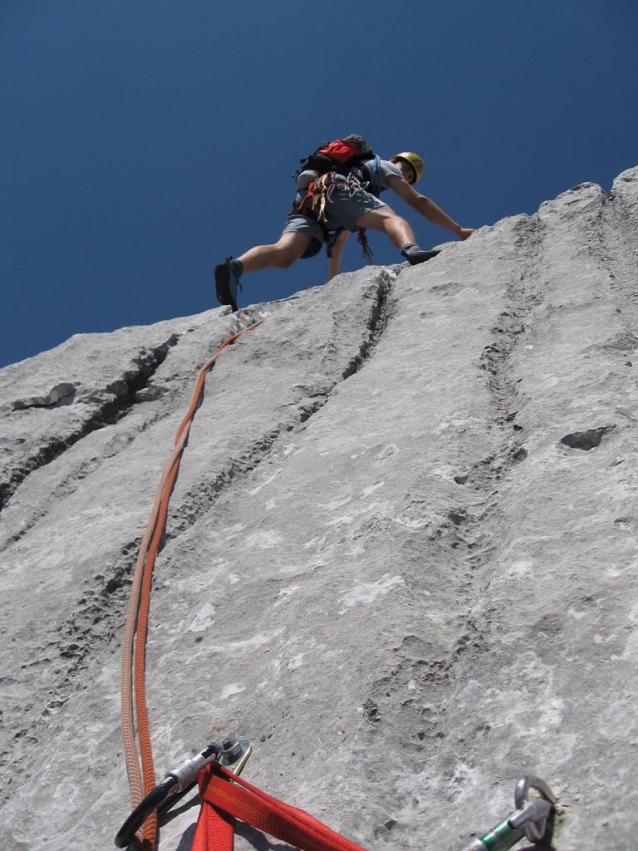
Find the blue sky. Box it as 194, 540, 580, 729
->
1, 0, 637, 368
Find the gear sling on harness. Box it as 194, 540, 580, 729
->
296, 172, 375, 265
193, 762, 369, 851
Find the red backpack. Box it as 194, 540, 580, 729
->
295, 134, 374, 180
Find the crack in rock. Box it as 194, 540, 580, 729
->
167, 275, 394, 539
342, 271, 393, 380
468, 217, 548, 494
0, 337, 179, 513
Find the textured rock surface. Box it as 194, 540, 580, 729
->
1, 168, 638, 851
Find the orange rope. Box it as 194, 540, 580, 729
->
120, 320, 263, 848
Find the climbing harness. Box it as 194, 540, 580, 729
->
298, 172, 367, 225
296, 172, 375, 265
119, 320, 263, 850
460, 775, 556, 851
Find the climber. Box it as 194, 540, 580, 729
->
214, 150, 475, 311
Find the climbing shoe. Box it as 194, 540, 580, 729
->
400, 244, 441, 265
214, 258, 243, 312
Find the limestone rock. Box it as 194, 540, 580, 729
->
1, 168, 638, 850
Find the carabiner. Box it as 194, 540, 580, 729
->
114, 737, 252, 849
514, 775, 557, 843
460, 774, 557, 851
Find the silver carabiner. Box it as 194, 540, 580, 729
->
459, 775, 557, 851
514, 775, 557, 843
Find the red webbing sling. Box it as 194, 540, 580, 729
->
193, 763, 369, 851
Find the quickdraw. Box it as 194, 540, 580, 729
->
460, 775, 557, 851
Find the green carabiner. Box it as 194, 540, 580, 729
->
460, 775, 556, 851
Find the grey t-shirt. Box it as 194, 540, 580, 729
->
359, 158, 404, 194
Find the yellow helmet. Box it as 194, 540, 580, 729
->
392, 151, 424, 183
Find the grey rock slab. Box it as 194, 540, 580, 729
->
1, 170, 638, 851
0, 311, 212, 513
0, 268, 396, 849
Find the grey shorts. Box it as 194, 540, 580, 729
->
282, 183, 387, 258
322, 184, 386, 231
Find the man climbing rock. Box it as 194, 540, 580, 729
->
215, 146, 474, 311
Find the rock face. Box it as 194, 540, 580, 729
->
1, 168, 638, 851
